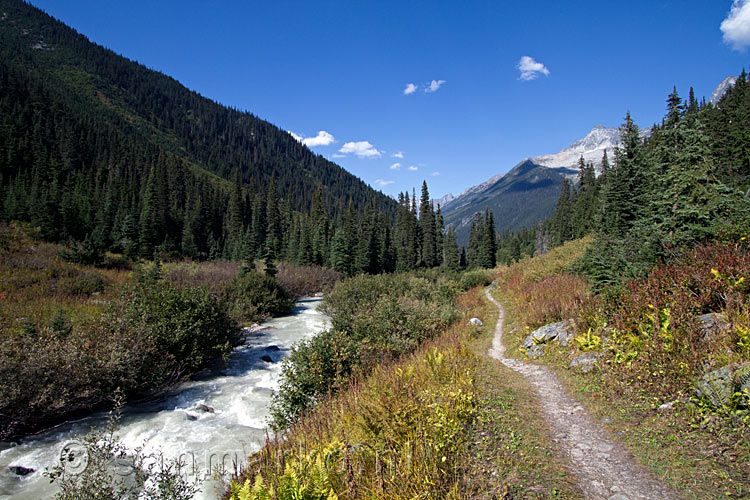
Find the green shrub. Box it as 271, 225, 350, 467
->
223, 268, 293, 323
270, 329, 359, 427
457, 269, 493, 290
57, 268, 106, 296
119, 280, 238, 375
271, 272, 463, 428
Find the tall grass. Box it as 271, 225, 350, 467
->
229, 315, 481, 500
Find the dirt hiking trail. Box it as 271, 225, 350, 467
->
484, 289, 682, 500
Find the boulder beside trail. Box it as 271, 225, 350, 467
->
696, 313, 731, 342
469, 317, 483, 326
695, 366, 735, 407
526, 345, 545, 359
523, 320, 575, 349
569, 352, 603, 373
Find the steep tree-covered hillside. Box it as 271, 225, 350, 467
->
0, 0, 396, 261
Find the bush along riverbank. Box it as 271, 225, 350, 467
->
228, 269, 495, 500
0, 222, 342, 440
492, 237, 750, 498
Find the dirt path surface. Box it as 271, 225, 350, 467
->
484, 289, 682, 500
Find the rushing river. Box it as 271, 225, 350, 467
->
0, 297, 330, 500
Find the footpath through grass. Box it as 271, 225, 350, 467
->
491, 237, 750, 499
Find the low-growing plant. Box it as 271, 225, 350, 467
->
573, 328, 602, 351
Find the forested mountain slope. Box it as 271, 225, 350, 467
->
442, 159, 574, 245
0, 0, 396, 260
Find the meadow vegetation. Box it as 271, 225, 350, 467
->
0, 222, 340, 439
492, 237, 750, 497
230, 269, 582, 500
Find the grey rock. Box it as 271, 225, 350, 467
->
265, 345, 281, 352
569, 352, 602, 373
697, 313, 731, 342
522, 320, 574, 348
608, 495, 629, 500
260, 354, 273, 363
526, 345, 546, 359
8, 465, 35, 476
185, 413, 198, 421
734, 363, 750, 406
194, 404, 215, 413
695, 366, 734, 406
469, 317, 483, 326
490, 279, 499, 289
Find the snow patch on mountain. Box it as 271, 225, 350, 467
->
709, 76, 737, 106
531, 125, 619, 173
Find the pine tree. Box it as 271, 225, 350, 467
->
443, 226, 460, 270
435, 204, 444, 267
418, 181, 437, 267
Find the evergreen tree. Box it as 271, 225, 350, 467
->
443, 226, 460, 271
418, 181, 437, 267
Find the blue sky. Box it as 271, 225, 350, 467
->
29, 0, 750, 199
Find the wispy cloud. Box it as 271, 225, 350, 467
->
289, 130, 335, 147
332, 153, 346, 159
402, 80, 446, 95
517, 56, 550, 81
424, 79, 446, 93
338, 141, 382, 158
430, 171, 440, 176
721, 0, 750, 50
390, 162, 402, 170
392, 151, 404, 159
408, 165, 418, 171
374, 179, 395, 187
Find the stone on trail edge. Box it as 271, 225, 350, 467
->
484, 288, 682, 500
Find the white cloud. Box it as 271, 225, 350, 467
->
374, 179, 395, 187
721, 0, 750, 50
304, 130, 335, 147
403, 83, 418, 95
390, 162, 402, 170
430, 171, 440, 176
332, 153, 346, 159
424, 79, 446, 93
338, 141, 382, 158
408, 165, 418, 171
392, 151, 404, 159
517, 56, 550, 81
290, 130, 336, 147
